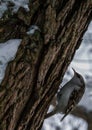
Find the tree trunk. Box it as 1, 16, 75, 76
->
0, 0, 92, 130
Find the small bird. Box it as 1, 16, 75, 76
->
45, 68, 85, 121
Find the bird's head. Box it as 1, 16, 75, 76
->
72, 68, 85, 86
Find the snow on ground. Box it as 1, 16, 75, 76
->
0, 39, 21, 83
43, 114, 87, 130
43, 106, 87, 130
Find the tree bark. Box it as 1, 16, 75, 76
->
0, 0, 92, 130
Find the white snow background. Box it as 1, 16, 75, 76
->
0, 1, 92, 130
0, 39, 21, 82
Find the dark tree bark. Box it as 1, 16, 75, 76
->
0, 0, 92, 130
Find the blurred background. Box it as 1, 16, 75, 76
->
42, 22, 92, 130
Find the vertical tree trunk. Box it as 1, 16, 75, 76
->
0, 0, 92, 130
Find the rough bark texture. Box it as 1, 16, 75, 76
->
0, 0, 92, 130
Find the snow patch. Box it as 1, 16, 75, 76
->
43, 114, 87, 130
27, 25, 40, 35
0, 2, 8, 18
0, 39, 21, 83
0, 0, 29, 18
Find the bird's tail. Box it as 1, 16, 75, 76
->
60, 113, 68, 121
45, 108, 58, 119
60, 107, 73, 121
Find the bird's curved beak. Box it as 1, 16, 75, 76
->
72, 68, 77, 74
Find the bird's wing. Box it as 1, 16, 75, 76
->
61, 85, 85, 121
57, 87, 63, 102
66, 89, 79, 110
60, 88, 81, 121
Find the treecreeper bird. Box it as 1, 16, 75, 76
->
45, 68, 85, 121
